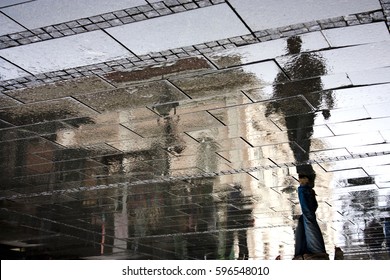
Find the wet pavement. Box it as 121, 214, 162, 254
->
0, 0, 390, 260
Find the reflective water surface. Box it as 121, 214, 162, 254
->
1, 3, 390, 261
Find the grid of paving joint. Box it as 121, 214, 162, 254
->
0, 0, 223, 49
1, 0, 390, 260
0, 0, 389, 92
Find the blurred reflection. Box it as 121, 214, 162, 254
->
197, 137, 220, 173
384, 218, 390, 255
223, 184, 253, 259
266, 36, 334, 179
265, 36, 336, 259
364, 219, 385, 259
184, 179, 218, 259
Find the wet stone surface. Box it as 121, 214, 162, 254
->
0, 1, 390, 261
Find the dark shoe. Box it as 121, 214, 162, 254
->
303, 253, 329, 260
334, 247, 344, 260
292, 255, 304, 260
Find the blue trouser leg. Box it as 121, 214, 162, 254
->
298, 186, 326, 254
295, 215, 306, 256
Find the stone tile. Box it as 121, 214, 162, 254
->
75, 80, 189, 112
229, 0, 381, 31
106, 4, 250, 55
209, 95, 312, 126
207, 31, 329, 68
310, 131, 385, 152
103, 57, 212, 86
0, 0, 30, 8
328, 117, 390, 135
6, 76, 114, 103
0, 93, 22, 108
172, 61, 287, 99
0, 97, 99, 125
0, 13, 26, 36
322, 22, 390, 47
276, 41, 390, 79
0, 57, 30, 80
56, 123, 142, 147
347, 67, 390, 86
0, 30, 130, 75
316, 84, 390, 110
320, 153, 390, 172
1, 0, 147, 29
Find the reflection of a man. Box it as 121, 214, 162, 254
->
224, 184, 253, 259
266, 36, 334, 180
266, 36, 335, 259
364, 218, 385, 259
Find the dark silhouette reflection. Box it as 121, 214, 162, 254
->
364, 219, 385, 259
183, 179, 218, 259
266, 36, 334, 178
384, 218, 390, 255
224, 184, 253, 259
266, 36, 334, 259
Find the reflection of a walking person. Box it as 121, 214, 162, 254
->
364, 219, 385, 259
266, 36, 334, 259
225, 184, 253, 259
266, 36, 334, 177
294, 174, 328, 260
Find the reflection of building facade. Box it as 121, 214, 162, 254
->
1, 58, 336, 259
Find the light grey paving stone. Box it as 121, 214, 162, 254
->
347, 67, 390, 86
0, 57, 30, 80
106, 4, 250, 55
0, 30, 131, 75
207, 31, 329, 68
229, 0, 381, 31
322, 22, 390, 47
1, 0, 147, 29
0, 13, 26, 36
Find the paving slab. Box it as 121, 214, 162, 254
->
5, 76, 115, 103
207, 31, 329, 68
0, 13, 25, 36
0, 0, 29, 8
322, 22, 390, 47
229, 0, 381, 31
106, 4, 250, 55
276, 41, 390, 79
0, 30, 130, 74
0, 57, 30, 80
347, 67, 390, 86
1, 0, 147, 29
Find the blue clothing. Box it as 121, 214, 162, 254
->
295, 185, 326, 256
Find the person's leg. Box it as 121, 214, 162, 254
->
294, 215, 306, 257
298, 186, 326, 254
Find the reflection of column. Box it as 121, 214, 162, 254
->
101, 214, 105, 255
113, 188, 128, 253
197, 137, 219, 173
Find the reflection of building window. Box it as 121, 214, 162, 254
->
197, 137, 220, 173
